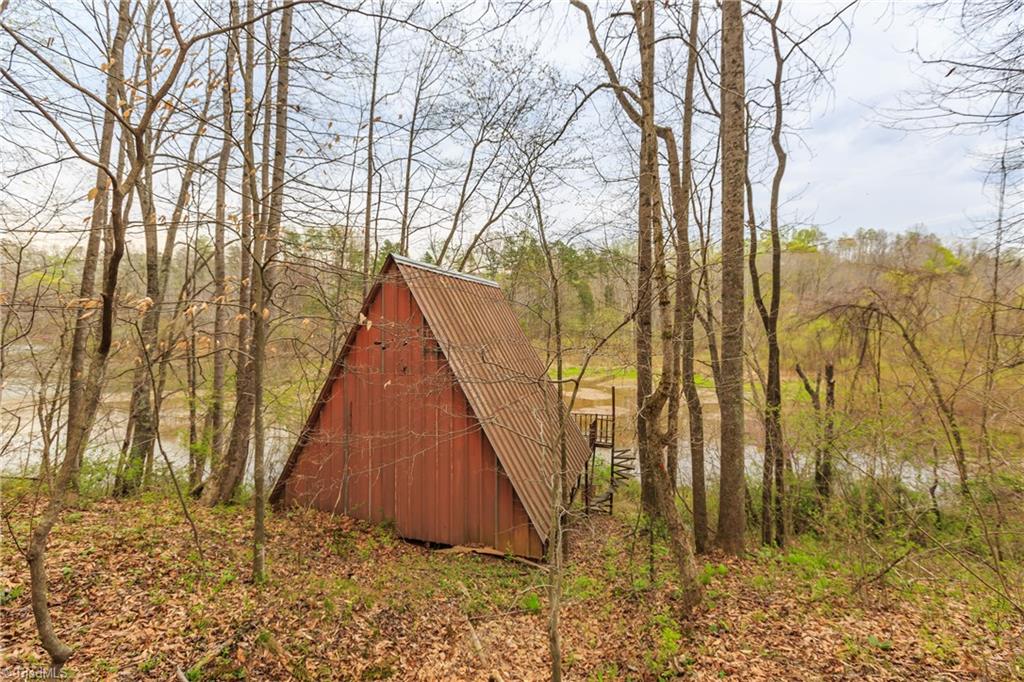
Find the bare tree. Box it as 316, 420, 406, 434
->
795, 361, 835, 501
667, 0, 707, 553
361, 0, 386, 295
1, 1, 292, 664
716, 0, 747, 556
2, 0, 132, 663
203, 0, 267, 504
253, 0, 294, 583
571, 0, 702, 606
744, 0, 855, 547
113, 32, 214, 496
211, 1, 240, 470
531, 180, 566, 682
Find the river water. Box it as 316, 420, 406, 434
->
0, 379, 293, 488
2, 378, 957, 496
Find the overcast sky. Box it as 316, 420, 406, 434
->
539, 1, 1001, 242
2, 1, 1001, 247
783, 2, 999, 239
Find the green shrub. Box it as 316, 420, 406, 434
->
520, 592, 542, 613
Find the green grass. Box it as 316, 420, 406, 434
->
547, 363, 715, 388
548, 364, 637, 381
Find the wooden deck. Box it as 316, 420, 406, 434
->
571, 387, 633, 515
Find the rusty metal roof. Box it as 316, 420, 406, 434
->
393, 256, 591, 540
390, 253, 500, 288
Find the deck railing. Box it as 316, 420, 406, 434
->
572, 412, 615, 449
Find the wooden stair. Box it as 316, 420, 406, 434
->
574, 387, 628, 516
587, 490, 613, 514
585, 448, 635, 514
610, 449, 635, 486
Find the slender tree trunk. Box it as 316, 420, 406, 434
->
252, 254, 269, 582
66, 6, 124, 485
634, 0, 658, 516
748, 180, 783, 546
717, 0, 747, 556
131, 4, 162, 491
534, 183, 564, 682
202, 4, 270, 505
25, 1, 131, 666
756, 1, 787, 547
254, 1, 293, 580
212, 4, 239, 467
649, 459, 702, 608
119, 173, 160, 494
114, 63, 211, 496
665, 0, 707, 552
228, 0, 257, 482
362, 8, 383, 295
187, 245, 203, 488
822, 363, 835, 498
116, 79, 160, 495
636, 0, 703, 607
980, 119, 1010, 562
571, 0, 704, 601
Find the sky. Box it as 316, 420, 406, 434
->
538, 1, 1002, 242
1, 1, 1002, 248
782, 2, 999, 239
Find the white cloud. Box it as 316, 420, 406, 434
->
783, 2, 999, 238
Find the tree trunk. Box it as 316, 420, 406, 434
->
362, 9, 383, 296
130, 4, 162, 491
746, 0, 788, 548
25, 0, 131, 665
65, 0, 125, 485
201, 4, 272, 506
980, 119, 1010, 562
212, 4, 239, 468
254, 2, 293, 581
534, 182, 564, 682
114, 73, 210, 496
31, 89, 126, 682
187, 248, 203, 488
638, 0, 703, 607
717, 0, 747, 556
115, 126, 159, 495
634, 0, 659, 516
663, 0, 706, 552
252, 254, 269, 581
650, 459, 702, 610
821, 363, 835, 499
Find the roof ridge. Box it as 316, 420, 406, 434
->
390, 253, 500, 288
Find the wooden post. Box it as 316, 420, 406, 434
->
610, 386, 616, 515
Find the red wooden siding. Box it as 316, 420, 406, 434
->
278, 263, 545, 558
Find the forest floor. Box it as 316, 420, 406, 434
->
2, 493, 1022, 680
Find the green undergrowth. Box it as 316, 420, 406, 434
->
602, 475, 1022, 649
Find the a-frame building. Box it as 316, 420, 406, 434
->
270, 254, 591, 559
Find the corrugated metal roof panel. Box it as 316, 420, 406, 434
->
395, 256, 592, 539
390, 254, 500, 288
